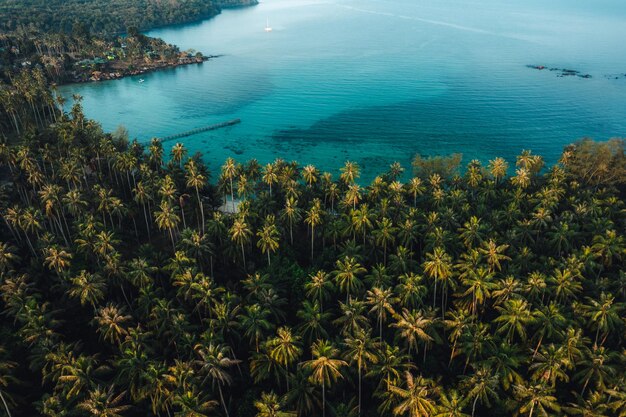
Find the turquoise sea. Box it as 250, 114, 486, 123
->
59, 0, 626, 180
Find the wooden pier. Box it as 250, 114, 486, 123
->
159, 119, 241, 142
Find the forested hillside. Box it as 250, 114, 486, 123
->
0, 0, 258, 34
0, 72, 625, 417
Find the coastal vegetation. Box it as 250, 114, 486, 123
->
0, 0, 260, 85
0, 0, 258, 34
0, 28, 206, 84
0, 73, 625, 416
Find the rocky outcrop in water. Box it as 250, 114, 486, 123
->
527, 65, 592, 79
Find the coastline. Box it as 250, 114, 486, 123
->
63, 55, 222, 85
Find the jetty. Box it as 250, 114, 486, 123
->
159, 119, 241, 142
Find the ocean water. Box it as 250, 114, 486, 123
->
59, 0, 626, 180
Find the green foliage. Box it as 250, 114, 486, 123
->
0, 0, 257, 34
0, 79, 625, 417
562, 138, 626, 186
412, 153, 463, 181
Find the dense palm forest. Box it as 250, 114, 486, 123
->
0, 0, 258, 34
0, 73, 625, 417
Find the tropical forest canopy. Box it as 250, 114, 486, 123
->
0, 0, 257, 35
0, 71, 625, 417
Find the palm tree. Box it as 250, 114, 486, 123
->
170, 142, 187, 167
305, 271, 334, 312
391, 308, 434, 358
154, 199, 180, 249
0, 347, 16, 417
262, 163, 279, 196
0, 242, 19, 273
422, 247, 453, 309
194, 343, 241, 417
239, 304, 274, 352
44, 245, 73, 275
529, 344, 569, 388
94, 304, 131, 346
302, 339, 347, 417
295, 300, 330, 345
304, 199, 323, 260
374, 217, 397, 264
388, 372, 436, 417
267, 327, 302, 391
333, 256, 367, 303
478, 239, 510, 273
407, 177, 425, 207
230, 216, 252, 269
255, 391, 297, 417
460, 366, 499, 417
302, 165, 319, 188
487, 157, 508, 184
493, 299, 534, 343
221, 157, 238, 211
365, 286, 396, 339
172, 386, 218, 417
68, 270, 106, 309
257, 215, 280, 266
77, 386, 130, 417
185, 159, 207, 232
343, 329, 379, 417
434, 390, 469, 417
513, 382, 560, 417
285, 369, 320, 417
280, 197, 301, 245
340, 161, 360, 185
580, 292, 623, 347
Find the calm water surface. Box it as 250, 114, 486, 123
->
60, 0, 626, 179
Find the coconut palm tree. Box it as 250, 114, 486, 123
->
267, 327, 302, 391
304, 199, 323, 260
513, 382, 560, 417
193, 343, 241, 417
76, 386, 130, 417
302, 339, 347, 417
434, 390, 469, 417
342, 329, 379, 417
257, 215, 280, 266
280, 197, 301, 245
221, 157, 238, 211
333, 256, 367, 303
185, 159, 207, 232
305, 271, 334, 313
460, 366, 499, 417
154, 199, 180, 249
255, 391, 297, 417
230, 216, 252, 269
365, 286, 396, 339
388, 372, 436, 417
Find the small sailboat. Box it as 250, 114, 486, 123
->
138, 78, 145, 83
265, 18, 273, 32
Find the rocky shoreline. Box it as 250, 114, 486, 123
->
68, 55, 222, 84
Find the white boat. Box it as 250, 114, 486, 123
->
265, 18, 273, 32
138, 79, 145, 83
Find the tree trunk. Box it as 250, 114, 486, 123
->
218, 384, 230, 417
322, 380, 326, 417
241, 241, 246, 270
472, 394, 479, 417
358, 364, 362, 417
0, 391, 11, 417
311, 226, 315, 260
196, 187, 205, 233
